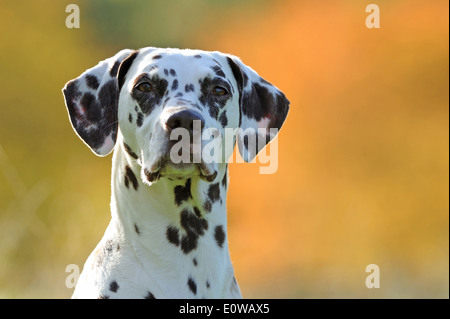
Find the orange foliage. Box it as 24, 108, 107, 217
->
194, 0, 449, 297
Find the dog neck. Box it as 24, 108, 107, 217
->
105, 134, 239, 298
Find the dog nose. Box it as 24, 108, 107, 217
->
165, 109, 205, 132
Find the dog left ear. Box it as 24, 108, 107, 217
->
226, 55, 290, 162
62, 49, 138, 156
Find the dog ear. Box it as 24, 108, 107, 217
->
62, 49, 139, 156
226, 56, 290, 162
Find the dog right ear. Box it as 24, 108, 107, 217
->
62, 49, 139, 156
225, 55, 290, 163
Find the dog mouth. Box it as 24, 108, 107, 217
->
140, 124, 222, 184
143, 157, 217, 183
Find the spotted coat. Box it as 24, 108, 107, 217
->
62, 47, 289, 298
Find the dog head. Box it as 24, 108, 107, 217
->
62, 48, 289, 183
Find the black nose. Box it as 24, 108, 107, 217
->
165, 109, 205, 132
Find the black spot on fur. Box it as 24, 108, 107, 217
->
203, 200, 212, 213
211, 65, 226, 78
269, 93, 290, 131
174, 179, 192, 206
118, 50, 139, 90
206, 281, 210, 289
214, 225, 226, 248
188, 278, 197, 295
241, 83, 269, 121
109, 61, 120, 77
97, 80, 119, 142
181, 234, 197, 254
152, 54, 162, 60
241, 82, 289, 130
98, 294, 109, 299
243, 135, 250, 150
193, 206, 201, 218
123, 143, 138, 159
136, 112, 143, 127
164, 69, 169, 76
171, 79, 178, 91
221, 166, 228, 188
63, 80, 82, 104
164, 96, 170, 105
170, 69, 177, 76
209, 106, 219, 120
109, 280, 119, 293
134, 223, 140, 235
226, 57, 244, 126
128, 113, 133, 123
194, 55, 202, 59
145, 291, 156, 299
185, 83, 195, 93
219, 111, 228, 127
175, 92, 183, 98
80, 92, 96, 113
124, 165, 138, 190
85, 75, 99, 90
193, 258, 198, 266
180, 209, 208, 236
180, 208, 208, 254
226, 55, 246, 91
166, 226, 180, 246
207, 183, 220, 203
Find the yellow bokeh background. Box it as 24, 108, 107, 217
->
0, 0, 448, 298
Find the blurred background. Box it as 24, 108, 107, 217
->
0, 0, 448, 298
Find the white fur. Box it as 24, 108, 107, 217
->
72, 49, 243, 299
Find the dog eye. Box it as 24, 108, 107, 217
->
136, 82, 152, 92
212, 86, 228, 96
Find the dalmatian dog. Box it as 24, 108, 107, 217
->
62, 47, 289, 299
